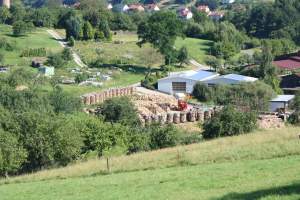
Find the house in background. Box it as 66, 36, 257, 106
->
197, 5, 210, 14
273, 51, 300, 74
145, 4, 160, 12
107, 3, 113, 10
39, 66, 55, 76
178, 8, 193, 20
208, 11, 224, 21
221, 0, 235, 4
128, 4, 145, 12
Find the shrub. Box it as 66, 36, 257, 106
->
97, 97, 140, 126
20, 48, 47, 57
148, 123, 180, 149
192, 83, 212, 102
202, 105, 257, 139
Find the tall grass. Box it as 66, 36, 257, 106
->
2, 126, 299, 184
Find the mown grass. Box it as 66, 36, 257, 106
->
0, 24, 61, 67
175, 37, 213, 64
75, 32, 164, 67
2, 126, 299, 185
1, 127, 300, 200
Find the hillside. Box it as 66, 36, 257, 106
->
1, 127, 300, 199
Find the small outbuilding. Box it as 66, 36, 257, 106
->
269, 95, 295, 112
39, 66, 55, 76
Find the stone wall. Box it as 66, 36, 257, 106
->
81, 86, 137, 105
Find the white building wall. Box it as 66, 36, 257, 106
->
158, 78, 197, 94
269, 102, 285, 112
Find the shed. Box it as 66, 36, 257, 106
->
39, 66, 55, 76
157, 70, 219, 94
269, 95, 295, 112
204, 74, 258, 85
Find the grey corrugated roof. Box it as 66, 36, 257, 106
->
221, 74, 258, 82
270, 95, 295, 102
159, 70, 218, 81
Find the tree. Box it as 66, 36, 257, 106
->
177, 46, 188, 66
0, 6, 10, 24
205, 56, 221, 72
68, 36, 75, 47
83, 21, 94, 40
0, 130, 27, 177
65, 16, 82, 40
137, 11, 183, 65
47, 53, 66, 68
192, 83, 212, 102
97, 97, 140, 126
203, 105, 257, 139
12, 21, 34, 36
0, 53, 4, 65
62, 48, 73, 61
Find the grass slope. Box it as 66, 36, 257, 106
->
0, 24, 61, 67
175, 37, 213, 64
0, 127, 300, 200
1, 156, 300, 200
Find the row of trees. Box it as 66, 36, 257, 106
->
0, 69, 200, 177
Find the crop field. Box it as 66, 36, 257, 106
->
1, 127, 299, 200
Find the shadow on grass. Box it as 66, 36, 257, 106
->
216, 182, 300, 200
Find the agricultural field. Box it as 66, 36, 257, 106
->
1, 127, 300, 200
175, 37, 213, 64
75, 32, 164, 67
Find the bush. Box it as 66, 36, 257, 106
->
203, 105, 257, 139
20, 48, 47, 57
192, 83, 212, 102
148, 123, 180, 149
97, 97, 140, 126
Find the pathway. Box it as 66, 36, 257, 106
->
189, 59, 211, 71
47, 29, 87, 68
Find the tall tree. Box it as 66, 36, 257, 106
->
137, 11, 183, 65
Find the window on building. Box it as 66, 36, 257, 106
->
172, 82, 186, 92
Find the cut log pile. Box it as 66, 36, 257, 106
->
258, 114, 285, 129
81, 86, 136, 105
131, 93, 219, 125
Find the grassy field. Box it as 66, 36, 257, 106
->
0, 24, 62, 67
175, 37, 213, 64
75, 32, 164, 67
1, 126, 300, 200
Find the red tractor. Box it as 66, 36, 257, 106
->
178, 99, 188, 111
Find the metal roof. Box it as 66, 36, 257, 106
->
270, 95, 295, 102
159, 70, 218, 81
221, 74, 258, 82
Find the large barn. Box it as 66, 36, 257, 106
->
157, 70, 257, 95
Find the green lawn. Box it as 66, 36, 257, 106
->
175, 37, 213, 64
1, 156, 299, 200
75, 32, 164, 67
1, 127, 300, 200
0, 24, 62, 67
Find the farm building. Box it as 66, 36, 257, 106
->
204, 74, 258, 86
158, 70, 257, 95
273, 51, 300, 73
269, 95, 295, 112
158, 70, 218, 94
39, 66, 55, 76
280, 73, 300, 93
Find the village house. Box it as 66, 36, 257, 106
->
145, 4, 160, 12
280, 73, 300, 93
269, 95, 295, 113
197, 5, 210, 14
157, 70, 257, 94
208, 11, 224, 21
273, 51, 300, 74
178, 8, 193, 20
127, 4, 145, 12
107, 3, 113, 10
39, 66, 55, 76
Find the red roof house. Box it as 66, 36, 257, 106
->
273, 54, 300, 71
